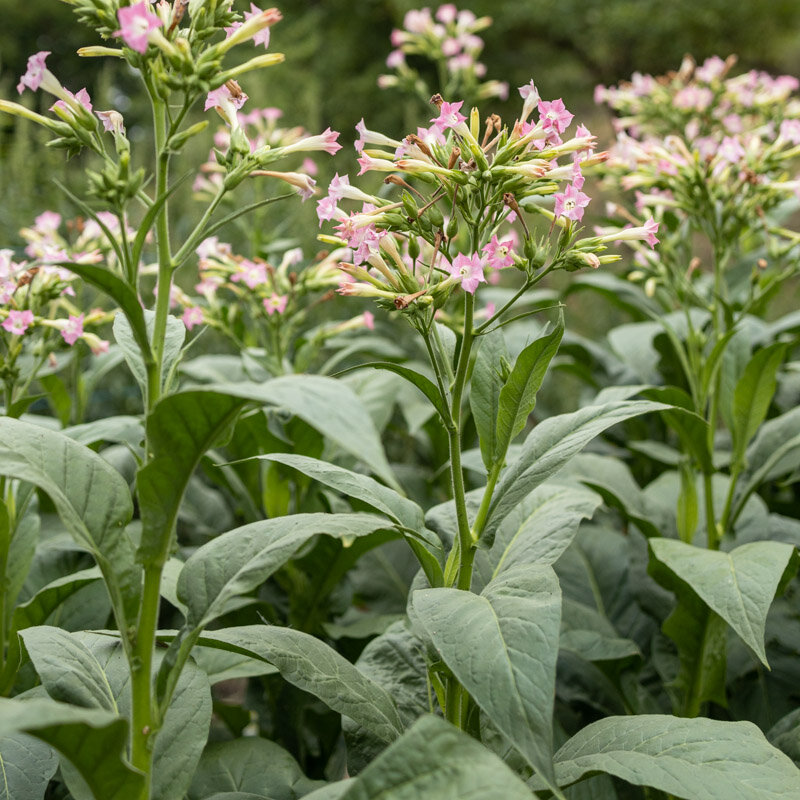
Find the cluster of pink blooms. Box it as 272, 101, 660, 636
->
379, 4, 508, 105
0, 212, 116, 353
318, 82, 658, 311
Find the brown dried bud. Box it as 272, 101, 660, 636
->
447, 147, 461, 170
757, 258, 768, 270
225, 79, 245, 101
168, 0, 189, 34
430, 93, 444, 109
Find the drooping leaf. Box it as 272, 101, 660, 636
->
0, 697, 144, 800
187, 738, 324, 799
200, 625, 404, 744
494, 316, 563, 466
470, 328, 510, 471
649, 539, 797, 666
409, 565, 561, 792
541, 715, 800, 799
337, 716, 537, 800
485, 401, 668, 539
0, 419, 138, 630
63, 416, 144, 448
207, 377, 399, 490
489, 482, 601, 574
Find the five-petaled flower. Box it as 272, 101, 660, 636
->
447, 253, 486, 294
182, 306, 205, 331
431, 100, 466, 133
61, 314, 84, 346
482, 235, 515, 270
264, 293, 288, 315
114, 2, 163, 54
2, 309, 34, 336
538, 98, 574, 134
17, 51, 51, 95
554, 183, 591, 222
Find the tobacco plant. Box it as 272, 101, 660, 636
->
0, 4, 797, 800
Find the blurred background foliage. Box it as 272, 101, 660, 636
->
2, 0, 800, 253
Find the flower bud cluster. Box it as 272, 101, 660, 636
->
380, 4, 508, 106
319, 85, 656, 323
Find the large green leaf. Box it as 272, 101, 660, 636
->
470, 328, 510, 471
731, 343, 786, 464
0, 733, 58, 800
24, 631, 210, 800
494, 316, 563, 466
0, 697, 144, 800
137, 390, 249, 566
200, 625, 403, 744
252, 454, 443, 586
489, 482, 601, 576
409, 565, 562, 793
187, 738, 323, 799
485, 401, 667, 539
543, 715, 800, 799
0, 419, 138, 629
337, 716, 537, 800
650, 539, 797, 666
207, 377, 399, 490
178, 513, 395, 631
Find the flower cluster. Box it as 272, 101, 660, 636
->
318, 85, 658, 326
379, 4, 508, 107
596, 55, 800, 306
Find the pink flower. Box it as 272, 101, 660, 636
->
282, 127, 342, 156
554, 183, 591, 222
50, 87, 93, 117
243, 3, 273, 48
0, 280, 17, 304
363, 310, 375, 330
182, 306, 205, 330
538, 98, 574, 135
61, 314, 84, 346
263, 293, 288, 315
301, 158, 318, 176
642, 218, 660, 248
780, 119, 800, 145
196, 236, 232, 260
231, 259, 268, 289
33, 211, 62, 235
17, 51, 50, 95
114, 2, 163, 54
447, 253, 486, 294
205, 85, 248, 112
482, 235, 515, 270
2, 309, 34, 336
96, 110, 125, 134
317, 195, 341, 226
431, 100, 466, 133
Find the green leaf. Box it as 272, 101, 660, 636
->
0, 419, 138, 630
489, 482, 601, 575
251, 454, 443, 586
337, 715, 537, 800
409, 565, 561, 793
200, 625, 403, 744
485, 401, 668, 539
188, 738, 323, 799
207, 377, 399, 491
62, 262, 151, 363
114, 309, 185, 396
566, 272, 658, 319
342, 362, 449, 426
649, 539, 797, 666
494, 316, 563, 466
0, 697, 144, 800
179, 513, 394, 631
470, 328, 509, 471
63, 416, 144, 448
731, 343, 786, 464
544, 715, 800, 799
137, 390, 249, 566
0, 733, 58, 800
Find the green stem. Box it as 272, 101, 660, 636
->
470, 461, 502, 544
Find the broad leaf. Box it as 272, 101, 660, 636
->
731, 343, 786, 464
489, 482, 601, 575
137, 390, 248, 565
0, 697, 143, 800
201, 625, 403, 744
63, 416, 144, 448
0, 733, 58, 800
409, 565, 561, 792
188, 738, 323, 799
650, 539, 797, 666
0, 419, 138, 629
543, 715, 800, 799
470, 328, 509, 470
485, 401, 668, 539
494, 316, 563, 466
337, 715, 537, 800
207, 377, 399, 490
